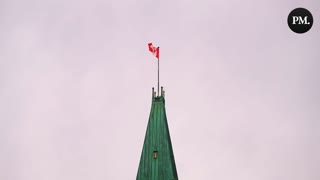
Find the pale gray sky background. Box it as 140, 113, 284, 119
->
0, 0, 319, 179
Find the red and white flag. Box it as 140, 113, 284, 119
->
148, 43, 159, 59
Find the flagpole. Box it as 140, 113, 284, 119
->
157, 48, 159, 97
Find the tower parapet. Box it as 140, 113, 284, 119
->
152, 86, 165, 98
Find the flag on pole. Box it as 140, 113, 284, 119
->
148, 43, 159, 59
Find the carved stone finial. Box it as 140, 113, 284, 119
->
152, 87, 155, 97
161, 87, 163, 96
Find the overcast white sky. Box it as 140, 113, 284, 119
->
0, 0, 319, 179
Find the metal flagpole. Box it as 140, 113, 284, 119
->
157, 48, 159, 97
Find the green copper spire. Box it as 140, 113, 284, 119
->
137, 87, 178, 180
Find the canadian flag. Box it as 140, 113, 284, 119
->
148, 43, 159, 59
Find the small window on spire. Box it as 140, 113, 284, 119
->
153, 151, 158, 159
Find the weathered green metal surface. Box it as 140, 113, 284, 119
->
137, 89, 178, 180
